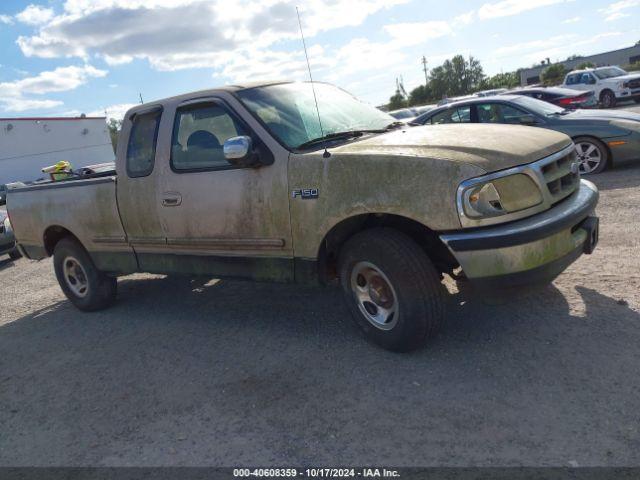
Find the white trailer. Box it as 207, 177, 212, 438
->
0, 116, 115, 185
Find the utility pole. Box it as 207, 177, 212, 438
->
421, 55, 429, 85
139, 93, 144, 104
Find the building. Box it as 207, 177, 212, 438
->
519, 44, 640, 86
0, 116, 115, 185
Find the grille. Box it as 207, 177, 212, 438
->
537, 148, 580, 203
626, 79, 640, 89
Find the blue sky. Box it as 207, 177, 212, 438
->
0, 0, 638, 119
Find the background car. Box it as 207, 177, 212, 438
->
0, 185, 7, 206
0, 210, 20, 260
388, 107, 419, 121
561, 66, 640, 108
413, 95, 640, 174
505, 87, 596, 109
475, 88, 509, 97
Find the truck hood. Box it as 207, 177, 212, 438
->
330, 124, 571, 173
601, 72, 640, 83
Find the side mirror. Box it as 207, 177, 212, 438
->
223, 136, 259, 167
519, 114, 538, 125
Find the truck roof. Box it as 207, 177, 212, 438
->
125, 80, 293, 118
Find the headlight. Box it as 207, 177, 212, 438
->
459, 173, 543, 221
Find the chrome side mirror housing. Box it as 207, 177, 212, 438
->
223, 135, 259, 167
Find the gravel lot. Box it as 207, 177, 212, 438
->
1, 115, 639, 466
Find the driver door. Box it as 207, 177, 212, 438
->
151, 95, 294, 281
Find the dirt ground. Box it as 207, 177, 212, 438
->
0, 161, 639, 467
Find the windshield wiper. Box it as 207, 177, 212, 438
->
296, 128, 388, 150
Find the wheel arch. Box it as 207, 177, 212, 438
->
43, 225, 83, 256
315, 213, 457, 284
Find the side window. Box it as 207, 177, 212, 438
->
477, 103, 529, 124
429, 106, 471, 124
565, 74, 577, 86
171, 103, 249, 172
126, 110, 161, 178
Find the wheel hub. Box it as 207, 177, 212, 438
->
574, 142, 602, 174
350, 261, 399, 330
63, 256, 89, 298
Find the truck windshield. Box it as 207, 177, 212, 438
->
594, 67, 627, 79
236, 82, 395, 150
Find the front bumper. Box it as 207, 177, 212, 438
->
440, 180, 599, 288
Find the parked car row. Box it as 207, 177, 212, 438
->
388, 104, 436, 123
411, 94, 640, 174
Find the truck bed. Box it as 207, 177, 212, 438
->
7, 175, 137, 273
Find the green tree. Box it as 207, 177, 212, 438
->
408, 84, 433, 106
428, 55, 485, 99
480, 71, 520, 90
388, 90, 407, 110
541, 64, 567, 86
624, 61, 640, 72
107, 118, 122, 153
577, 61, 595, 69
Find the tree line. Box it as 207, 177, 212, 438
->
387, 52, 640, 110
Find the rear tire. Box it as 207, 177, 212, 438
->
574, 136, 609, 175
338, 228, 445, 352
599, 90, 616, 109
53, 237, 117, 311
634, 98, 640, 104
8, 249, 21, 260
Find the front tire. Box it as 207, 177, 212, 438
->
600, 90, 616, 109
338, 228, 445, 352
53, 237, 116, 311
634, 98, 640, 104
574, 136, 609, 174
8, 249, 21, 260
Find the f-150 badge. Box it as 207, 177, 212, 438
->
291, 188, 319, 199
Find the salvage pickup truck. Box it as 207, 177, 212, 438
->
7, 81, 599, 351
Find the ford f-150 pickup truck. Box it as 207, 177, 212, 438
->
7, 81, 599, 351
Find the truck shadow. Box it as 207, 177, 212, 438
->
1, 275, 639, 465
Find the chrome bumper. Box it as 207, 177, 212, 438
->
440, 179, 599, 287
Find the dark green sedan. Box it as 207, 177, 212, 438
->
412, 95, 640, 174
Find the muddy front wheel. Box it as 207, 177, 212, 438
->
338, 228, 445, 352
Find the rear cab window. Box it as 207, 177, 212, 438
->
126, 110, 161, 178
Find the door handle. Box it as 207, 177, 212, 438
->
162, 192, 182, 207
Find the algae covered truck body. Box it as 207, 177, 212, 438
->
6, 81, 599, 351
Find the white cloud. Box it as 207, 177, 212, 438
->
600, 0, 639, 20
478, 0, 566, 19
17, 0, 408, 71
88, 103, 137, 121
454, 11, 475, 25
16, 4, 54, 25
0, 64, 107, 113
562, 16, 581, 23
0, 98, 63, 113
383, 21, 453, 47
604, 12, 630, 21
0, 14, 13, 24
